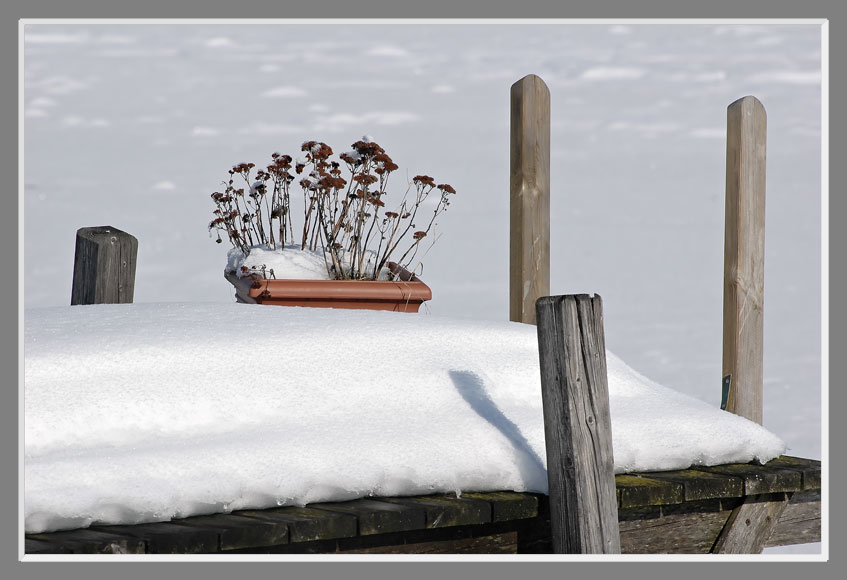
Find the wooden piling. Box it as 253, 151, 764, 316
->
71, 226, 138, 305
536, 294, 620, 553
510, 74, 550, 325
721, 96, 767, 424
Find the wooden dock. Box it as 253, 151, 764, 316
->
38, 84, 818, 557
25, 455, 820, 555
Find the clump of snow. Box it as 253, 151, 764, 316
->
151, 180, 177, 191
226, 245, 329, 280
580, 66, 646, 81
24, 303, 785, 534
260, 86, 308, 98
191, 126, 220, 137
226, 245, 391, 281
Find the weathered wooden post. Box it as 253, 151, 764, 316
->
721, 95, 767, 425
536, 294, 620, 554
71, 226, 138, 305
510, 74, 550, 325
713, 96, 784, 554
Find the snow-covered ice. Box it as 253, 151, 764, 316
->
24, 302, 784, 534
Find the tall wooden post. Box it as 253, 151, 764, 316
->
71, 226, 138, 305
714, 96, 779, 555
510, 74, 550, 325
721, 96, 767, 425
536, 294, 620, 554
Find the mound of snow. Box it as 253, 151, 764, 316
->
24, 302, 784, 533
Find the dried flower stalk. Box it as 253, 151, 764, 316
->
210, 138, 455, 281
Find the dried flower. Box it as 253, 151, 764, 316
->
211, 138, 456, 280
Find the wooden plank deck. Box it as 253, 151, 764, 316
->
25, 455, 821, 555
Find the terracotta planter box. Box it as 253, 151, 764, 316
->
224, 263, 432, 313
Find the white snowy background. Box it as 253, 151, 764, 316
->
23, 22, 823, 553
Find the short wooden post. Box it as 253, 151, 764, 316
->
71, 226, 138, 305
721, 96, 767, 424
510, 74, 550, 325
536, 294, 620, 554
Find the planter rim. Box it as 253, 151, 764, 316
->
235, 275, 432, 301
224, 262, 432, 310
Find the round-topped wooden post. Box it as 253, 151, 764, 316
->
510, 74, 550, 325
721, 95, 767, 425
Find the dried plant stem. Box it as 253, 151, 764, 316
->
210, 139, 455, 281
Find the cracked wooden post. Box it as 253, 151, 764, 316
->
536, 294, 620, 554
721, 95, 766, 425
71, 226, 138, 305
510, 74, 550, 324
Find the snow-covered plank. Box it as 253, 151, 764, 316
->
24, 303, 789, 536
24, 458, 820, 554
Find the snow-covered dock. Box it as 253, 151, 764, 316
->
25, 455, 820, 554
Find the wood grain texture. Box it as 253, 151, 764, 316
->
615, 475, 684, 508
618, 500, 735, 554
379, 495, 492, 528
71, 226, 138, 305
27, 528, 146, 554
764, 489, 821, 547
340, 531, 518, 554
25, 538, 72, 554
536, 294, 620, 553
510, 74, 550, 324
461, 491, 540, 522
88, 521, 219, 554
722, 96, 767, 424
642, 468, 744, 502
763, 456, 822, 490
234, 506, 357, 543
170, 513, 289, 551
712, 492, 788, 553
691, 462, 801, 495
308, 499, 426, 536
